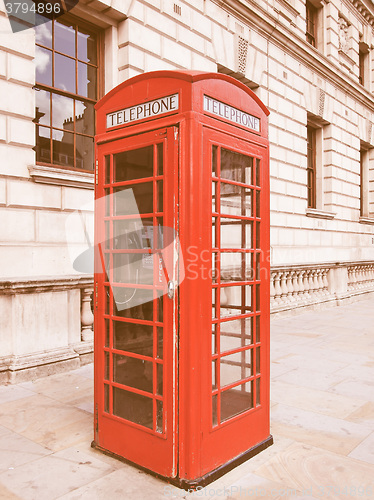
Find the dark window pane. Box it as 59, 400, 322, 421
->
221, 218, 252, 249
220, 349, 252, 387
113, 387, 153, 429
105, 318, 109, 346
52, 129, 74, 167
256, 378, 261, 406
36, 126, 51, 163
104, 384, 109, 413
76, 135, 94, 170
35, 21, 52, 48
104, 351, 109, 381
35, 46, 52, 86
157, 363, 163, 396
113, 321, 153, 356
220, 252, 253, 282
55, 21, 75, 57
114, 146, 153, 183
78, 29, 97, 64
113, 353, 153, 393
35, 89, 50, 126
256, 158, 261, 186
105, 156, 110, 184
220, 317, 253, 353
157, 143, 163, 175
221, 382, 253, 422
212, 145, 218, 176
221, 149, 253, 184
212, 394, 218, 426
220, 285, 252, 317
78, 62, 97, 99
55, 53, 76, 93
52, 94, 74, 129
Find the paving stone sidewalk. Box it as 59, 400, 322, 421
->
0, 299, 373, 499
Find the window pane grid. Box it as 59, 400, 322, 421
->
211, 145, 262, 427
35, 18, 98, 170
102, 141, 166, 435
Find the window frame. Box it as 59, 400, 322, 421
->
34, 14, 104, 173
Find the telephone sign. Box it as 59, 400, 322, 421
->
94, 71, 272, 489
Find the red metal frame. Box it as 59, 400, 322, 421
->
94, 71, 271, 486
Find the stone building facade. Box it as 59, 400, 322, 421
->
0, 0, 374, 383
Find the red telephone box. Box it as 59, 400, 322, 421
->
93, 71, 272, 489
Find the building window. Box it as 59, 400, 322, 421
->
34, 18, 100, 171
360, 145, 373, 218
306, 1, 317, 47
359, 43, 369, 87
307, 125, 317, 208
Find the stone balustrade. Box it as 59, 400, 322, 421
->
270, 261, 374, 314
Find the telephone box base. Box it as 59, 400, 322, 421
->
91, 435, 273, 491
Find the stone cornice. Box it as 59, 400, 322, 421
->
0, 275, 94, 295
350, 0, 374, 26
216, 0, 374, 112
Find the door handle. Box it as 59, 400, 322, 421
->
167, 281, 175, 299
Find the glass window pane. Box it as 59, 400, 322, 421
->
55, 21, 75, 57
157, 143, 163, 175
104, 384, 109, 413
156, 400, 163, 433
35, 46, 52, 86
77, 28, 97, 64
157, 363, 163, 396
36, 126, 51, 163
212, 394, 218, 426
212, 145, 218, 176
112, 286, 154, 321
220, 317, 253, 353
220, 252, 253, 282
113, 387, 153, 429
114, 146, 153, 183
256, 378, 261, 406
78, 62, 97, 99
113, 353, 153, 393
114, 184, 153, 215
75, 100, 95, 136
52, 94, 74, 129
113, 218, 153, 250
104, 351, 109, 381
221, 149, 253, 184
221, 219, 252, 249
35, 89, 50, 127
157, 327, 163, 359
221, 381, 253, 422
76, 135, 94, 170
52, 129, 74, 167
220, 184, 252, 217
256, 158, 261, 187
220, 285, 252, 317
113, 321, 153, 357
113, 252, 153, 285
105, 156, 110, 184
220, 349, 252, 387
35, 21, 52, 48
55, 53, 76, 93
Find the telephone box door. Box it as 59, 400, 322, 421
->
95, 126, 178, 477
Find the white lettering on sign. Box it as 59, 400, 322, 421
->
106, 94, 179, 129
203, 95, 260, 132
